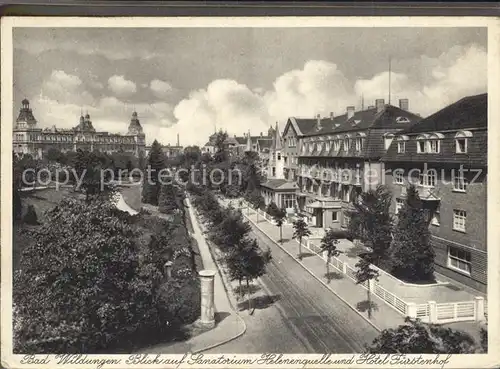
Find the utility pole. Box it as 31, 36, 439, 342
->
388, 56, 392, 105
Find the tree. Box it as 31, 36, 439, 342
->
354, 252, 380, 319
73, 149, 115, 201
366, 317, 479, 353
391, 185, 435, 283
320, 229, 342, 283
158, 184, 178, 214
13, 198, 170, 353
209, 206, 251, 253
47, 148, 64, 163
142, 140, 165, 205
213, 130, 229, 164
346, 185, 393, 267
250, 192, 265, 223
292, 218, 311, 260
272, 207, 287, 244
225, 238, 272, 313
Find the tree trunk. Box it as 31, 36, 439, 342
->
367, 286, 372, 319
246, 278, 251, 312
239, 279, 243, 301
279, 226, 283, 243
299, 236, 302, 259
256, 210, 259, 223
326, 256, 330, 283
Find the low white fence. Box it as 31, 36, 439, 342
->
241, 199, 487, 324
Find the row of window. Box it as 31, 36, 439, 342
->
286, 137, 297, 147
396, 131, 472, 154
301, 137, 364, 155
393, 169, 469, 192
394, 199, 467, 232
13, 134, 134, 144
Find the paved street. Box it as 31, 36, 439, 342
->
209, 199, 379, 353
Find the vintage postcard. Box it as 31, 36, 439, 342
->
1, 15, 499, 369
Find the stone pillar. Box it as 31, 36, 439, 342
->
198, 270, 216, 328
342, 262, 347, 275
428, 300, 437, 323
407, 302, 417, 319
475, 296, 485, 322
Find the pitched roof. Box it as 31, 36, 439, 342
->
401, 93, 487, 134
382, 93, 488, 166
258, 139, 272, 149
261, 178, 298, 190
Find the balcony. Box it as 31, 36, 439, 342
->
401, 185, 441, 201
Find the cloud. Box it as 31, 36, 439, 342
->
25, 43, 487, 147
107, 75, 137, 96
166, 79, 270, 146
353, 44, 487, 116
150, 79, 174, 98
45, 70, 82, 91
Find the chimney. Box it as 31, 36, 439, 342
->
399, 98, 409, 111
316, 114, 322, 130
347, 106, 355, 120
177, 133, 180, 147
376, 99, 385, 113
330, 112, 334, 120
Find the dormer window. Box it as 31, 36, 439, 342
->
416, 134, 428, 153
396, 116, 410, 123
428, 133, 444, 153
384, 133, 394, 150
455, 131, 472, 153
334, 138, 340, 151
429, 139, 440, 153
343, 135, 350, 151
396, 135, 408, 153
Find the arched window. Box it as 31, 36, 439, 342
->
356, 132, 366, 151
455, 131, 473, 153
416, 134, 429, 153
428, 133, 444, 153
343, 135, 350, 151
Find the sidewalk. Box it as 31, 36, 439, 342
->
238, 202, 485, 337
240, 205, 406, 331
136, 198, 246, 354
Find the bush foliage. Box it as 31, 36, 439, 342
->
14, 196, 200, 354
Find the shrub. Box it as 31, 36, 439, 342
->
13, 197, 198, 354
23, 205, 39, 225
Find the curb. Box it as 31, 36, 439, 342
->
243, 209, 383, 333
185, 197, 247, 354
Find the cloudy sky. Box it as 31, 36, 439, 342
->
13, 27, 486, 146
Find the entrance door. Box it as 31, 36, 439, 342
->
315, 209, 323, 228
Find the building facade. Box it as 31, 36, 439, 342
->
382, 93, 487, 293
13, 99, 146, 158
260, 122, 298, 211
290, 98, 421, 229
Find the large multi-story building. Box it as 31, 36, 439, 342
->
13, 99, 146, 158
288, 98, 421, 229
382, 93, 487, 292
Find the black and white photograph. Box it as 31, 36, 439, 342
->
1, 15, 499, 369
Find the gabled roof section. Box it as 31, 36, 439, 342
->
261, 178, 298, 190
401, 93, 487, 134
